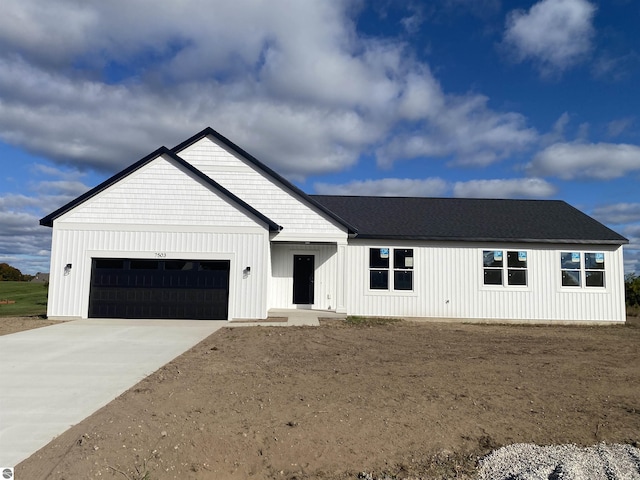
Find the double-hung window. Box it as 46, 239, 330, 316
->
369, 248, 390, 290
483, 250, 528, 286
369, 248, 413, 291
393, 249, 414, 290
561, 252, 605, 287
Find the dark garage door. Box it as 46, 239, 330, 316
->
89, 259, 230, 320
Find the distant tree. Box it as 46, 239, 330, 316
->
0, 263, 23, 281
625, 273, 640, 307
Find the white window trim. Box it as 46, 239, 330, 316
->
481, 249, 530, 290
367, 247, 416, 296
559, 251, 607, 291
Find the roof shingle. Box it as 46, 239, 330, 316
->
311, 195, 628, 244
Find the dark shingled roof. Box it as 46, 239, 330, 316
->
311, 195, 628, 244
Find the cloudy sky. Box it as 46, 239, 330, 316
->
1, 0, 639, 275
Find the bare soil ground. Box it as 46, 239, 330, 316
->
13, 316, 640, 480
0, 316, 64, 336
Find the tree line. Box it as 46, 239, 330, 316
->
626, 274, 640, 308
0, 263, 34, 282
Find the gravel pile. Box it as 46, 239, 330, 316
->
477, 443, 640, 480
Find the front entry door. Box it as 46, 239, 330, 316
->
293, 255, 314, 305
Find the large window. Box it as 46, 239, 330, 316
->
561, 252, 605, 287
369, 248, 413, 291
483, 250, 528, 287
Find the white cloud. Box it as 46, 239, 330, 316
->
379, 92, 537, 167
592, 203, 640, 225
0, 169, 93, 274
0, 1, 539, 180
607, 117, 634, 138
527, 142, 640, 180
453, 178, 557, 199
314, 177, 449, 197
592, 51, 640, 82
503, 0, 596, 76
0, 209, 52, 274
541, 112, 571, 145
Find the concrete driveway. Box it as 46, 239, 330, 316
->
0, 318, 225, 467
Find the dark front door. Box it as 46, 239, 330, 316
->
293, 255, 314, 305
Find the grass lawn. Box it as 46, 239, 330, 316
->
0, 281, 48, 317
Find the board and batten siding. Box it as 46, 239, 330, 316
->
344, 240, 626, 323
47, 227, 270, 320
46, 154, 274, 320
177, 137, 348, 242
269, 243, 338, 311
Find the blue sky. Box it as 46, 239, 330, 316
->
1, 0, 639, 275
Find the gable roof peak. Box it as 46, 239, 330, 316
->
172, 127, 357, 234
40, 144, 282, 231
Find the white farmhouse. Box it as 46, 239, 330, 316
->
41, 128, 629, 324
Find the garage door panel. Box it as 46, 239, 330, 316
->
89, 259, 230, 320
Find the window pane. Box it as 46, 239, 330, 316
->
370, 270, 389, 289
586, 271, 605, 287
394, 249, 414, 269
507, 251, 527, 268
199, 261, 230, 271
95, 259, 124, 269
394, 270, 413, 290
484, 269, 502, 285
165, 260, 194, 271
561, 252, 581, 269
508, 269, 527, 286
562, 270, 581, 286
483, 250, 503, 268
369, 248, 390, 269
585, 252, 605, 270
130, 260, 159, 270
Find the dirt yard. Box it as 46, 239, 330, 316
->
0, 316, 64, 336
10, 316, 640, 480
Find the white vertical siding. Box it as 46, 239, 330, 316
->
343, 240, 626, 323
178, 137, 348, 242
269, 243, 337, 310
47, 226, 270, 320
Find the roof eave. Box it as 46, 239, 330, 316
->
39, 146, 171, 228
353, 234, 628, 245
39, 146, 283, 233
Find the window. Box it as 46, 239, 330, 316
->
507, 251, 528, 286
369, 248, 413, 291
585, 253, 605, 287
561, 252, 605, 287
165, 260, 194, 271
561, 252, 581, 286
483, 250, 503, 285
94, 259, 124, 270
130, 260, 159, 270
394, 249, 414, 290
369, 248, 389, 289
483, 250, 528, 286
